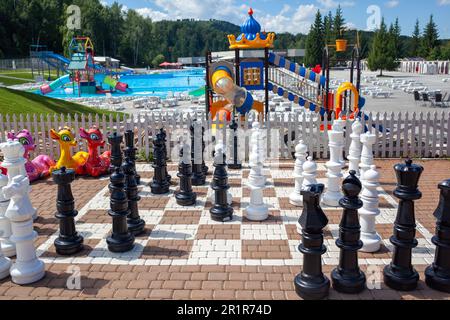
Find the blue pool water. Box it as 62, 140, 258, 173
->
44, 68, 206, 99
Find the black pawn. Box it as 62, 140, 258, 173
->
175, 143, 197, 206
53, 166, 83, 255
190, 122, 206, 186
228, 119, 242, 170
160, 128, 171, 184
150, 131, 170, 194
425, 179, 450, 293
294, 184, 330, 300
107, 133, 135, 253
123, 159, 145, 236
209, 145, 233, 222
384, 159, 423, 291
331, 171, 366, 294
124, 130, 140, 185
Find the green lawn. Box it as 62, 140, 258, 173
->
0, 87, 120, 117
0, 70, 62, 86
0, 75, 31, 86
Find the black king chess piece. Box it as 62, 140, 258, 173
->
122, 158, 145, 236
228, 117, 242, 170
175, 141, 197, 206
384, 158, 423, 291
159, 128, 171, 184
425, 179, 450, 293
331, 171, 366, 294
124, 129, 141, 185
150, 131, 170, 194
53, 166, 84, 255
107, 132, 135, 253
190, 121, 206, 186
294, 184, 330, 300
209, 144, 233, 222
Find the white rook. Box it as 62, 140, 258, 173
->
347, 119, 363, 177
0, 171, 15, 257
289, 141, 308, 206
322, 122, 344, 207
359, 165, 382, 253
359, 131, 376, 184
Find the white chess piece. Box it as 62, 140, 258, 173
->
347, 119, 363, 177
1, 139, 37, 221
322, 122, 344, 207
297, 156, 318, 233
244, 179, 269, 221
248, 122, 266, 188
3, 175, 45, 284
359, 131, 376, 184
289, 141, 308, 206
0, 171, 15, 257
333, 118, 346, 168
359, 165, 382, 253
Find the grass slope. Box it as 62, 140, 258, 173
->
0, 70, 62, 85
0, 87, 119, 116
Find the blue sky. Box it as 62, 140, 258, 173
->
102, 0, 450, 38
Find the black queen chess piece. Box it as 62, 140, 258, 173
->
294, 184, 330, 300
124, 129, 141, 185
190, 121, 206, 186
425, 179, 450, 293
331, 171, 366, 294
210, 143, 233, 222
150, 131, 170, 194
384, 158, 423, 291
175, 140, 197, 206
107, 132, 135, 253
53, 167, 84, 255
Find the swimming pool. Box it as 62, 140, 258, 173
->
44, 68, 206, 99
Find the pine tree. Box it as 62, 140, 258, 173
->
410, 19, 421, 57
420, 15, 440, 59
392, 18, 402, 59
368, 18, 397, 76
333, 5, 345, 40
324, 11, 334, 45
305, 10, 324, 67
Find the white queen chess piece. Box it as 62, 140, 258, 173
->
289, 141, 308, 206
322, 122, 344, 207
0, 170, 15, 257
3, 175, 45, 284
347, 119, 363, 177
359, 165, 382, 253
1, 139, 37, 220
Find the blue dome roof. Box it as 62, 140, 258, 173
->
237, 8, 267, 41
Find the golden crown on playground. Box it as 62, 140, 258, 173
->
227, 32, 275, 50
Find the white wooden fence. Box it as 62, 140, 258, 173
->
0, 111, 449, 161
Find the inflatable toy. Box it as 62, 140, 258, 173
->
49, 127, 89, 174
78, 127, 111, 177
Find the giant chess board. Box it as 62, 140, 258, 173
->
35, 161, 436, 267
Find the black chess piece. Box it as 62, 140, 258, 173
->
123, 159, 145, 236
107, 133, 135, 253
331, 171, 366, 294
294, 184, 330, 300
159, 128, 171, 184
124, 129, 141, 185
150, 131, 170, 194
53, 167, 84, 255
228, 118, 242, 170
425, 179, 450, 293
209, 144, 233, 222
190, 122, 206, 186
175, 142, 197, 206
384, 158, 423, 291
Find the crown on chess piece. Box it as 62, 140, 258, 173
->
0, 139, 26, 167
394, 158, 423, 198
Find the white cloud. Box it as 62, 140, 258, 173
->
316, 0, 355, 9
438, 0, 450, 5
259, 4, 319, 34
385, 0, 400, 8
345, 22, 357, 30
136, 7, 169, 21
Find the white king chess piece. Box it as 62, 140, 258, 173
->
359, 165, 382, 253
347, 119, 363, 177
289, 141, 308, 206
0, 170, 15, 257
322, 122, 344, 207
3, 175, 45, 284
1, 139, 37, 220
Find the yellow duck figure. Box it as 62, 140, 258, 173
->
49, 127, 89, 174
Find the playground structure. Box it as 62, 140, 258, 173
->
38, 37, 130, 96
205, 8, 365, 122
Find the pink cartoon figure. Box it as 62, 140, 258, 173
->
78, 126, 111, 177
6, 129, 55, 182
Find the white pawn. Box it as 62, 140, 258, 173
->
0, 171, 15, 257
297, 156, 318, 234
244, 180, 269, 221
3, 175, 45, 284
1, 139, 37, 221
289, 141, 308, 206
248, 122, 266, 188
359, 165, 382, 253
347, 119, 363, 177
359, 131, 376, 184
